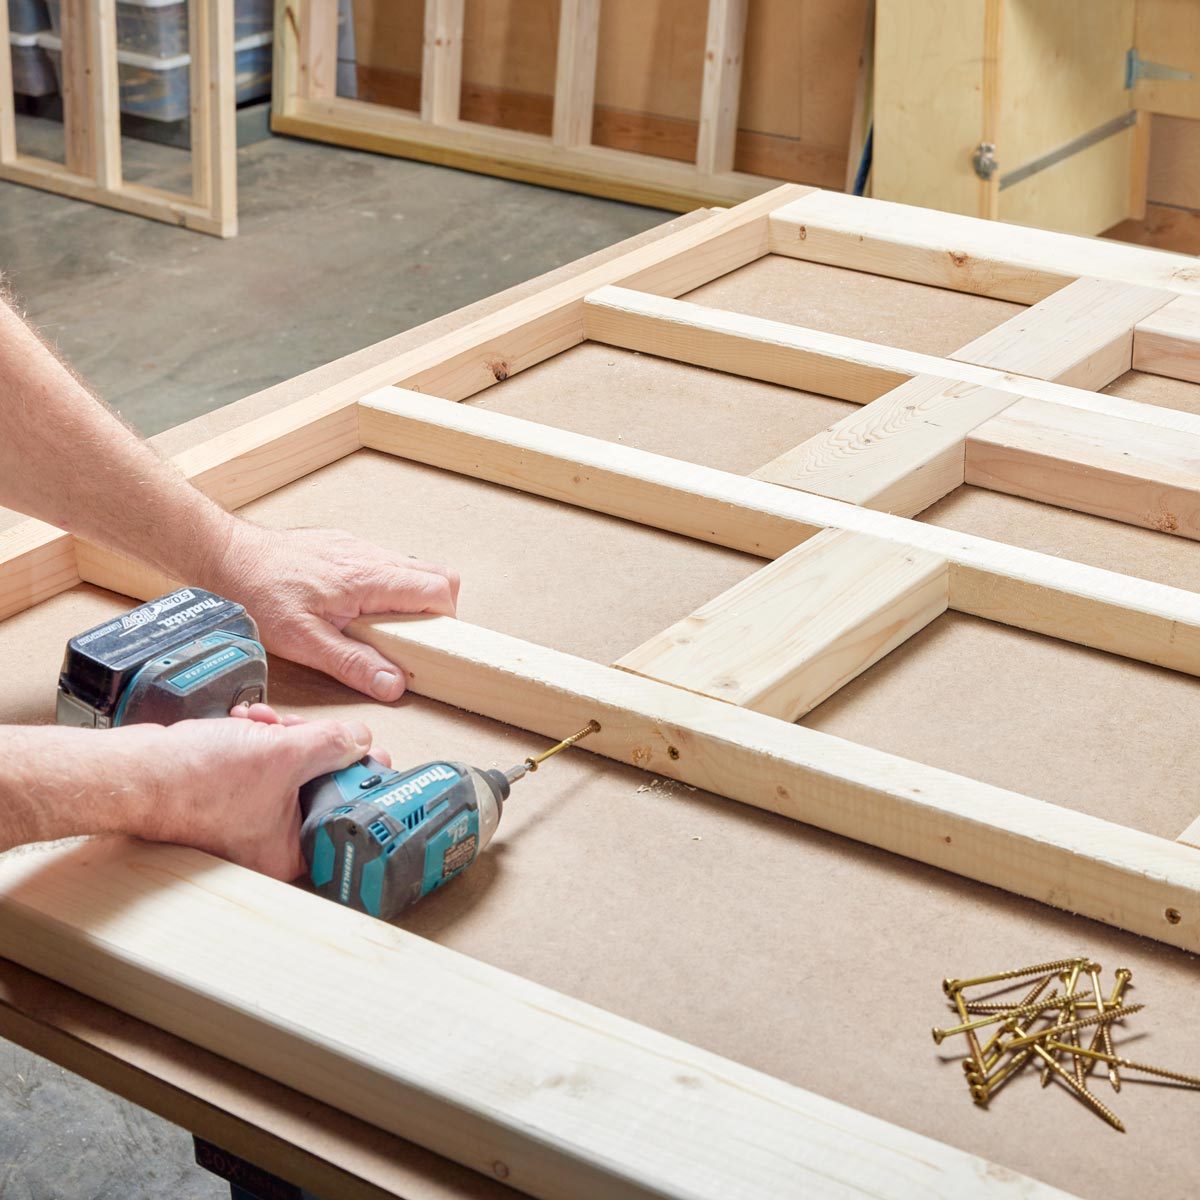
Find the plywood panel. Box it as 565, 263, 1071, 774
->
1147, 114, 1200, 209
1000, 126, 1136, 236
1001, 0, 1133, 168
1134, 0, 1200, 120
872, 0, 991, 217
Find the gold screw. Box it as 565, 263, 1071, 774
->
961, 997, 1105, 1014
1082, 967, 1131, 1092
968, 1047, 1035, 1106
942, 956, 1088, 997
1030, 1044, 1125, 1133
972, 977, 1053, 1069
1005, 1003, 1144, 1051
1044, 1041, 1200, 1089
932, 989, 1089, 1045
966, 988, 1058, 1105
950, 985, 989, 1086
1038, 962, 1082, 1087
524, 719, 601, 772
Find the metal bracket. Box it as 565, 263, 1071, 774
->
972, 141, 998, 181
1126, 48, 1194, 88
998, 111, 1137, 192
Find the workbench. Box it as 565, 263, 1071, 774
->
1, 193, 1199, 1199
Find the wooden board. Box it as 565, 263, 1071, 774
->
1133, 0, 1200, 121
4, 187, 1200, 1199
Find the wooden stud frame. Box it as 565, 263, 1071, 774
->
0, 0, 237, 236
4, 185, 1200, 1196
271, 0, 780, 212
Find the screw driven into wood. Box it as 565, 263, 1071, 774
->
522, 720, 601, 773
942, 956, 1088, 998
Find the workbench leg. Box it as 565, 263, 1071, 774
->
193, 1135, 326, 1200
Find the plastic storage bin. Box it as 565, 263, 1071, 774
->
40, 29, 272, 122
45, 0, 272, 58
8, 0, 50, 35
9, 30, 57, 95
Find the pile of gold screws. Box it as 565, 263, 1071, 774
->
933, 956, 1200, 1132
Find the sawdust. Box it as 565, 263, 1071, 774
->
635, 776, 698, 796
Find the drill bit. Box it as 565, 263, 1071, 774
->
505, 720, 601, 784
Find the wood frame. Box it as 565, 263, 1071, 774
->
3, 184, 1200, 1196
0, 0, 238, 236
271, 0, 782, 212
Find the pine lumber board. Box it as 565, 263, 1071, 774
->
1180, 816, 1200, 852
188, 0, 238, 231
767, 191, 1200, 303
90, 0, 121, 191
695, 0, 748, 176
420, 0, 465, 124
355, 389, 1200, 678
296, 0, 339, 101
59, 0, 93, 177
0, 156, 228, 237
0, 522, 79, 625
0, 0, 14, 163
966, 398, 1200, 540
751, 376, 1019, 516
582, 287, 1200, 437
752, 278, 1175, 516
274, 96, 780, 214
1133, 293, 1200, 384
344, 615, 1200, 955
551, 0, 600, 148
950, 278, 1176, 392
615, 528, 948, 719
0, 834, 1069, 1200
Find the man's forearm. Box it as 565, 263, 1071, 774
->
0, 725, 158, 852
0, 295, 235, 583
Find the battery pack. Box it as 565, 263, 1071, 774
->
57, 588, 267, 728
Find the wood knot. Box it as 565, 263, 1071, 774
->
948, 250, 969, 267
487, 359, 510, 382
796, 224, 808, 240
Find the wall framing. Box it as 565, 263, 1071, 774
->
271, 0, 781, 212
0, 0, 238, 236
3, 185, 1200, 1196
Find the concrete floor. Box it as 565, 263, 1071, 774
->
0, 118, 665, 1200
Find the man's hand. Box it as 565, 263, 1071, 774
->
207, 523, 460, 702
0, 710, 390, 877
131, 709, 388, 879
0, 296, 460, 701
